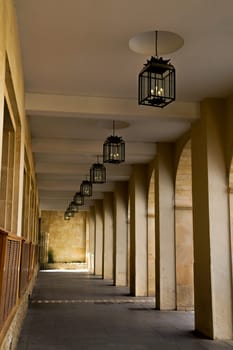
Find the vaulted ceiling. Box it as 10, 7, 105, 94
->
15, 0, 233, 211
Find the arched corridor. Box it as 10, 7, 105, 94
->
2, 0, 233, 348
16, 271, 232, 350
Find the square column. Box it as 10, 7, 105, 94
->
103, 192, 114, 279
0, 0, 5, 171
130, 165, 148, 296
85, 212, 90, 268
94, 200, 103, 276
114, 182, 128, 286
155, 143, 176, 310
191, 99, 233, 339
88, 207, 95, 274
0, 2, 6, 223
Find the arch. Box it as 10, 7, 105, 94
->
175, 140, 194, 310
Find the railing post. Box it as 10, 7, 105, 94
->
0, 229, 8, 328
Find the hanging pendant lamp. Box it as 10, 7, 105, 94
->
69, 201, 79, 212
103, 121, 125, 164
90, 155, 106, 183
80, 176, 92, 196
64, 211, 71, 220
73, 191, 84, 206
65, 209, 74, 218
138, 31, 175, 108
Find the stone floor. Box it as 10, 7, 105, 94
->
16, 271, 233, 350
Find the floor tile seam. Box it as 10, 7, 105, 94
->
31, 298, 155, 304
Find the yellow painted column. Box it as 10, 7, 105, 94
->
94, 200, 103, 276
175, 141, 194, 310
0, 0, 6, 184
130, 165, 148, 296
155, 143, 176, 310
191, 99, 233, 339
85, 212, 90, 269
89, 206, 95, 274
147, 165, 155, 296
114, 182, 128, 286
175, 207, 194, 310
103, 192, 114, 279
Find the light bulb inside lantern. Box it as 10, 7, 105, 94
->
151, 86, 163, 96
158, 88, 164, 96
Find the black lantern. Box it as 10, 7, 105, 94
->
138, 31, 175, 108
64, 211, 71, 220
65, 209, 74, 218
90, 156, 106, 183
73, 191, 84, 206
69, 201, 79, 212
80, 176, 92, 196
103, 121, 125, 164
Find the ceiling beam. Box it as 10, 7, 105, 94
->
32, 138, 156, 156
26, 93, 200, 121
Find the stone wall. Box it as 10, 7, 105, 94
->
41, 211, 87, 263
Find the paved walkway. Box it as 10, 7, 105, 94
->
17, 271, 233, 350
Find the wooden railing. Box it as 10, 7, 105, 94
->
19, 240, 30, 297
0, 228, 38, 332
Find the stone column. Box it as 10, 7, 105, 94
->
39, 231, 49, 266
114, 182, 128, 286
130, 165, 148, 296
94, 200, 103, 276
155, 143, 176, 310
16, 138, 25, 236
148, 165, 155, 297
0, 0, 5, 176
191, 98, 233, 339
89, 206, 95, 274
175, 207, 194, 310
85, 212, 90, 270
103, 192, 114, 279
175, 141, 194, 310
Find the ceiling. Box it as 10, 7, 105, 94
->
14, 0, 233, 211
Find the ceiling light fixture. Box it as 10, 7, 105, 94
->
64, 211, 71, 220
103, 121, 125, 164
69, 201, 79, 213
138, 30, 175, 108
65, 209, 74, 218
80, 176, 92, 197
90, 155, 106, 183
73, 191, 84, 206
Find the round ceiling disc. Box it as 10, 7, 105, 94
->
129, 30, 184, 56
